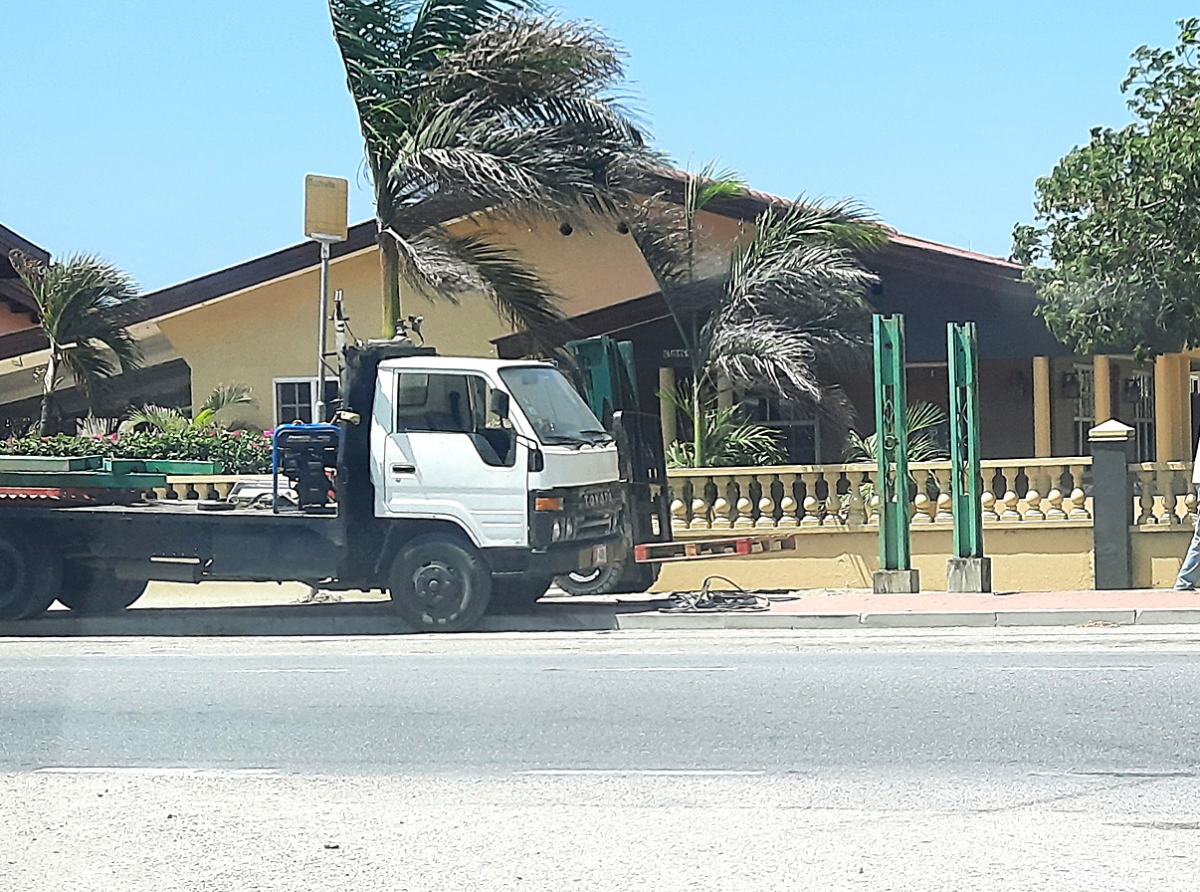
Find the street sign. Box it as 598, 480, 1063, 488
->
303, 174, 348, 242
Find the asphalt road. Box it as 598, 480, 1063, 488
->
4, 630, 1200, 890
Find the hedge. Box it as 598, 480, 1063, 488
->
1, 429, 273, 475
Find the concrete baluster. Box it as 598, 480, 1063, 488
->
1001, 489, 1022, 521
981, 491, 1000, 522
1069, 487, 1090, 519
755, 475, 776, 529
670, 498, 688, 534
799, 472, 820, 527
1136, 468, 1157, 525
1024, 488, 1045, 521
935, 492, 954, 523
845, 475, 867, 527
1045, 488, 1066, 520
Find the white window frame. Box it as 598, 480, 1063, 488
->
272, 376, 339, 427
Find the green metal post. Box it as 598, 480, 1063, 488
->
948, 322, 984, 559
872, 315, 911, 571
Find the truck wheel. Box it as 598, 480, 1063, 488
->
388, 534, 491, 632
58, 564, 148, 615
488, 575, 555, 612
0, 532, 63, 621
557, 558, 657, 596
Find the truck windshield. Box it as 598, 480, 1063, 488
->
499, 366, 613, 446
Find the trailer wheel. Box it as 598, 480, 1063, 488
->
0, 532, 62, 621
58, 564, 148, 615
388, 534, 491, 632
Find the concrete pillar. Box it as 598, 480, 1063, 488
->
1155, 353, 1178, 461
1088, 420, 1135, 589
1178, 356, 1193, 459
1093, 354, 1112, 424
658, 367, 676, 451
1032, 356, 1051, 457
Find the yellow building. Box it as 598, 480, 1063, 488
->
0, 178, 1196, 464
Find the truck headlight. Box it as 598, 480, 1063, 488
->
551, 519, 564, 541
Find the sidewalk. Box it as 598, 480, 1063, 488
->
0, 581, 1194, 636
614, 587, 1200, 630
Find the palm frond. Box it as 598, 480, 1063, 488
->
704, 317, 824, 403
200, 383, 256, 416
122, 405, 191, 435
441, 233, 565, 345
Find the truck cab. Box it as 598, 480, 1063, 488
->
369, 355, 627, 576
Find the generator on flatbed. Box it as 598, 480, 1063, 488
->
0, 338, 633, 631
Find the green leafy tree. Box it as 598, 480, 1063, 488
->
8, 250, 142, 435
328, 0, 652, 343
843, 401, 949, 464
123, 384, 256, 434
630, 166, 887, 466
660, 389, 785, 469
1013, 18, 1200, 358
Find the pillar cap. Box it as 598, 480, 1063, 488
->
1088, 419, 1135, 442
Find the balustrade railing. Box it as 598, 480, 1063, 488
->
1130, 462, 1197, 527
667, 458, 1094, 535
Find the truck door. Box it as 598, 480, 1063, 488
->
380, 370, 527, 547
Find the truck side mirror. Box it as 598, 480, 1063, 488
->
528, 447, 544, 472
489, 390, 510, 420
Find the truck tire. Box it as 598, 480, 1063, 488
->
488, 574, 555, 612
556, 557, 655, 596
58, 564, 148, 615
0, 531, 63, 621
388, 533, 491, 632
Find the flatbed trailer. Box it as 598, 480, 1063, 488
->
0, 341, 633, 631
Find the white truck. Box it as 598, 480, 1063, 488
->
0, 340, 634, 631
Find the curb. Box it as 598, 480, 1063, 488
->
3, 604, 1200, 636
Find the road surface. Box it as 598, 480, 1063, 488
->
3, 629, 1200, 890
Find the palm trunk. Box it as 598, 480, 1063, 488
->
39, 352, 57, 436
380, 232, 401, 338
691, 373, 703, 468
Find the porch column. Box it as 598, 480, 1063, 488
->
1178, 357, 1194, 459
658, 367, 676, 450
1032, 356, 1051, 457
1093, 354, 1112, 424
1155, 353, 1179, 461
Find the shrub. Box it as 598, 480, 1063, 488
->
1, 429, 273, 475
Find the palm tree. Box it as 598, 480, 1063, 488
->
8, 250, 142, 435
123, 384, 255, 434
629, 169, 888, 466
328, 1, 652, 343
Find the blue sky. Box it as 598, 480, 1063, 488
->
1, 1, 1191, 291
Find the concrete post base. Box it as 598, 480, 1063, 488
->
946, 556, 992, 593
873, 569, 921, 594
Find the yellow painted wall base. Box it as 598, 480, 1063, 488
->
652, 526, 1097, 593
1131, 528, 1192, 589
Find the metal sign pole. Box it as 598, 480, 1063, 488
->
872, 314, 919, 593
315, 240, 332, 423
947, 321, 991, 591
303, 174, 349, 424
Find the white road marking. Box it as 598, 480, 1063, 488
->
226, 668, 348, 674
518, 769, 764, 777
997, 666, 1153, 672
34, 767, 282, 777
576, 672, 734, 677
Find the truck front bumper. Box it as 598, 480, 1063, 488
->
486, 533, 629, 579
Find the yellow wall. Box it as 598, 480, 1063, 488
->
653, 524, 1096, 593
155, 210, 678, 430
445, 215, 660, 316
157, 248, 512, 429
